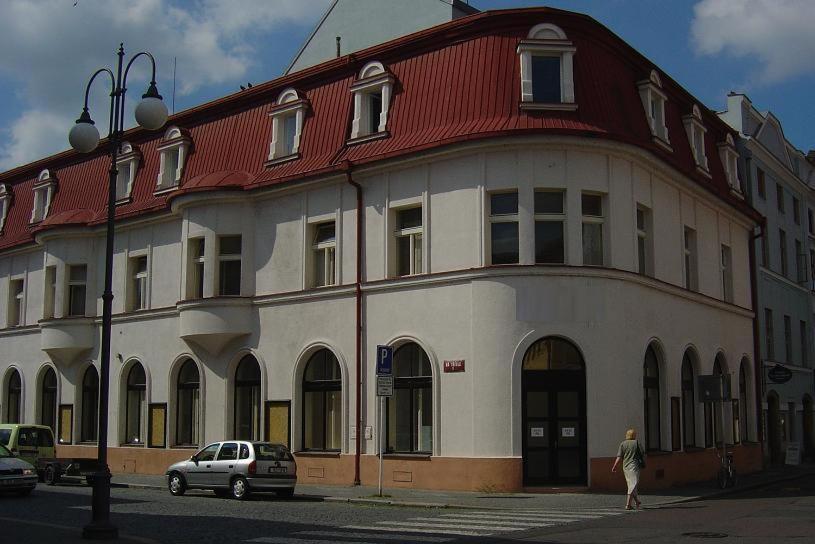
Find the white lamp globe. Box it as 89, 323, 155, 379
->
69, 120, 100, 153
135, 96, 168, 131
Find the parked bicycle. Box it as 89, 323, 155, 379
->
716, 450, 737, 489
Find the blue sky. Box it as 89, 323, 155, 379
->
0, 0, 812, 172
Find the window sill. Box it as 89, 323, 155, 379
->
115, 197, 132, 206
153, 186, 179, 196
729, 188, 744, 200
520, 102, 578, 112
652, 135, 672, 153
294, 450, 341, 458
382, 452, 431, 460
264, 153, 300, 168
77, 441, 98, 446
171, 445, 199, 450
121, 443, 146, 448
695, 165, 712, 179
347, 131, 390, 146
682, 447, 706, 453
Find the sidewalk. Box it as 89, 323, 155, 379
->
110, 463, 815, 510
0, 516, 155, 544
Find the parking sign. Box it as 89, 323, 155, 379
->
376, 345, 393, 375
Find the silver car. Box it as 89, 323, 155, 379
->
166, 441, 296, 500
0, 444, 38, 496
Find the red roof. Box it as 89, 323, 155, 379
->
0, 7, 759, 251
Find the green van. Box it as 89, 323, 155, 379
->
0, 424, 55, 467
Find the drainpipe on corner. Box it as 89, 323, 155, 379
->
749, 218, 766, 465
343, 160, 363, 486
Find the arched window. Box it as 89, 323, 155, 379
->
81, 366, 98, 442
706, 355, 725, 447
302, 349, 342, 451
643, 345, 661, 451
737, 360, 749, 443
681, 352, 696, 448
5, 369, 22, 423
387, 343, 432, 453
125, 363, 146, 445
40, 367, 57, 434
176, 360, 200, 446
234, 355, 261, 440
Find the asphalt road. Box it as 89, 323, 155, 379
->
1, 475, 814, 543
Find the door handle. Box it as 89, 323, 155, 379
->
206, 464, 211, 468
229, 465, 234, 468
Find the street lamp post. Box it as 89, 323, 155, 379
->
69, 44, 168, 540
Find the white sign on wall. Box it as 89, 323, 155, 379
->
561, 427, 575, 438
530, 427, 544, 437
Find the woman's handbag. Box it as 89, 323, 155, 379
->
634, 443, 646, 469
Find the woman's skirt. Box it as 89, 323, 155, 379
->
623, 467, 640, 494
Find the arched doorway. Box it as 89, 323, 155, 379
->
767, 392, 782, 464
233, 355, 261, 441
40, 367, 57, 434
522, 337, 586, 486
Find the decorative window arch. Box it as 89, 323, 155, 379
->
267, 87, 309, 165
681, 350, 697, 448
516, 23, 577, 110
175, 359, 200, 446
637, 70, 671, 149
302, 349, 342, 451
349, 61, 395, 141
123, 361, 147, 445
39, 366, 58, 434
0, 184, 11, 233
683, 104, 709, 175
115, 141, 141, 203
31, 169, 57, 223
643, 344, 661, 451
4, 368, 22, 423
386, 342, 433, 453
718, 133, 742, 195
80, 365, 99, 442
156, 126, 191, 192
233, 355, 261, 440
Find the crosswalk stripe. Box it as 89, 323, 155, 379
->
414, 516, 549, 528
297, 530, 450, 542
442, 512, 601, 521
501, 509, 625, 515
378, 520, 527, 532
246, 538, 374, 544
462, 510, 620, 519
344, 525, 489, 537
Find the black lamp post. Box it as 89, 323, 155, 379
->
69, 44, 168, 540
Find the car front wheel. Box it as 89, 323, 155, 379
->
230, 476, 250, 500
168, 472, 186, 496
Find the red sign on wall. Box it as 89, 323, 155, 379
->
443, 360, 465, 373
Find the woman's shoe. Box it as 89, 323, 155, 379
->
625, 506, 634, 510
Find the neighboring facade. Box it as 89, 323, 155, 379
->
720, 94, 815, 463
0, 8, 762, 492
285, 0, 478, 74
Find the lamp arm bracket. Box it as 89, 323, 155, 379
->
82, 68, 116, 110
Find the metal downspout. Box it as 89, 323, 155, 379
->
749, 220, 766, 459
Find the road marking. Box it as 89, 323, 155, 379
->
442, 512, 602, 521
430, 515, 552, 527
246, 538, 375, 544
297, 530, 449, 542
344, 524, 489, 537
377, 520, 527, 531
461, 510, 621, 519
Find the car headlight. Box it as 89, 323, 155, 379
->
22, 468, 34, 476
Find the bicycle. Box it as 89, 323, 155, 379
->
716, 450, 737, 489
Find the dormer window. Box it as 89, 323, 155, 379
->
349, 61, 394, 142
267, 88, 308, 165
683, 105, 709, 175
0, 184, 10, 233
156, 126, 191, 192
718, 134, 742, 195
638, 70, 671, 150
517, 23, 577, 111
31, 169, 56, 224
115, 142, 140, 203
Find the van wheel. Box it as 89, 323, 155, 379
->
230, 476, 250, 500
168, 472, 186, 496
44, 465, 59, 486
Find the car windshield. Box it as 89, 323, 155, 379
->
252, 443, 293, 461
0, 444, 11, 458
0, 429, 10, 446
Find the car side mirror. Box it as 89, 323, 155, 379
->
191, 455, 198, 464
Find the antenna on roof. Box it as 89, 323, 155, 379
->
172, 56, 177, 114
336, 36, 341, 58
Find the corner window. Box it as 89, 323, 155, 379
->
4, 369, 22, 423
581, 193, 604, 266
636, 205, 653, 276
302, 349, 342, 451
534, 190, 565, 264
683, 105, 708, 174
31, 169, 56, 224
311, 222, 336, 287
349, 61, 394, 141
776, 184, 784, 213
267, 88, 308, 164
683, 227, 698, 291
187, 238, 205, 299
43, 265, 56, 319
643, 345, 661, 452
156, 126, 190, 192
217, 235, 242, 296
175, 359, 200, 447
124, 362, 146, 445
489, 191, 519, 265
115, 142, 140, 203
517, 23, 576, 110
128, 255, 149, 311
80, 366, 98, 443
0, 184, 10, 233
66, 264, 87, 317
39, 368, 57, 435
721, 244, 733, 303
718, 134, 741, 194
233, 355, 261, 441
779, 229, 788, 277
394, 207, 423, 277
8, 278, 24, 327
638, 70, 670, 148
681, 352, 696, 448
386, 343, 433, 454
795, 239, 805, 283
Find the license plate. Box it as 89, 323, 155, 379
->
1, 479, 22, 485
268, 467, 287, 474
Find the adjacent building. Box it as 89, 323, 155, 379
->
0, 8, 763, 491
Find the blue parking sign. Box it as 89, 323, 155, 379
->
376, 345, 393, 375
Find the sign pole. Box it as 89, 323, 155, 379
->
375, 344, 393, 499
378, 396, 384, 497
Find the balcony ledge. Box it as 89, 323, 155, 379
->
39, 317, 95, 364
178, 297, 252, 355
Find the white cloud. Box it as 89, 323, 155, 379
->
691, 0, 815, 83
0, 0, 330, 171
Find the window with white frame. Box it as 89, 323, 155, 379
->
795, 239, 805, 283
128, 255, 149, 311
0, 184, 10, 232
636, 205, 653, 276
8, 278, 24, 327
721, 244, 733, 303
718, 134, 741, 194
156, 126, 190, 191
115, 142, 140, 202
683, 105, 709, 173
187, 238, 205, 299
489, 191, 519, 265
217, 235, 242, 296
311, 222, 336, 287
638, 70, 670, 147
394, 207, 423, 276
43, 265, 56, 319
267, 88, 308, 163
534, 190, 565, 264
779, 228, 788, 277
349, 61, 394, 140
31, 169, 56, 224
581, 193, 604, 266
517, 23, 576, 110
66, 264, 87, 317
684, 226, 698, 291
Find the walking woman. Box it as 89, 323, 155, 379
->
611, 428, 645, 510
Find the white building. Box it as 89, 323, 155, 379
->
0, 8, 762, 491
